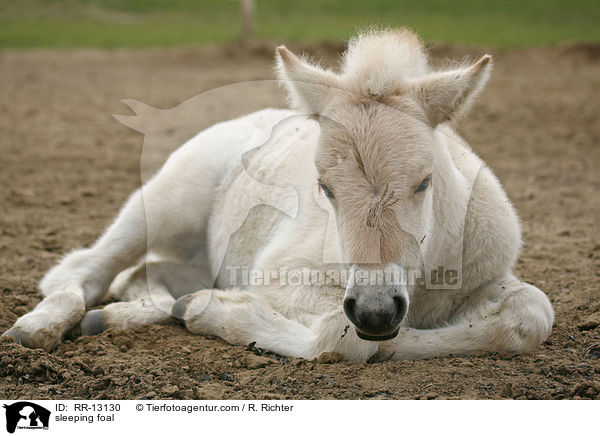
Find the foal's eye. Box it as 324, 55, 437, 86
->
414, 175, 432, 194
319, 182, 335, 199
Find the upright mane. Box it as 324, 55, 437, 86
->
340, 29, 429, 97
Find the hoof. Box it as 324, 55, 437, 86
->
80, 310, 106, 336
2, 327, 29, 348
172, 295, 194, 322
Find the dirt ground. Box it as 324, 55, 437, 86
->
0, 41, 599, 400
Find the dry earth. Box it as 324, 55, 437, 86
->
0, 41, 599, 400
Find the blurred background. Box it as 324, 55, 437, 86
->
1, 0, 600, 402
1, 0, 599, 49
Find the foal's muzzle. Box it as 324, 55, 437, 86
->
343, 284, 408, 341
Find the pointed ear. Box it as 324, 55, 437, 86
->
411, 54, 492, 126
276, 46, 342, 114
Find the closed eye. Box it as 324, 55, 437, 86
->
319, 181, 335, 199
414, 174, 432, 194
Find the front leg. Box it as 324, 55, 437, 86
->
172, 288, 318, 359
172, 287, 379, 361
3, 188, 150, 350
377, 275, 554, 360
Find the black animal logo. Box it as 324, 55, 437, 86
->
3, 402, 50, 433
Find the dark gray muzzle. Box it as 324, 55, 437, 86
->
343, 275, 408, 341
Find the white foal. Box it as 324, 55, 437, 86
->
4, 29, 553, 361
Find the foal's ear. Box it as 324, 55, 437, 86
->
276, 46, 342, 114
412, 54, 492, 126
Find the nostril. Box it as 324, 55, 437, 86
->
343, 297, 360, 327
391, 296, 407, 326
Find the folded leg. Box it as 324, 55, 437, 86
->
376, 275, 554, 360
4, 139, 220, 350
172, 287, 379, 361
3, 189, 150, 350
81, 259, 213, 335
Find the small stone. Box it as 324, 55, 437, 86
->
161, 384, 179, 395
112, 336, 133, 350
577, 316, 600, 331
316, 352, 343, 364
244, 354, 274, 369
193, 384, 225, 400
14, 306, 28, 316
237, 374, 254, 385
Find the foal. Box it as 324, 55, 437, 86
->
4, 29, 553, 361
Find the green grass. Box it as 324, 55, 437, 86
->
1, 0, 599, 49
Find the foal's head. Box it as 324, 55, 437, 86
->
276, 29, 492, 340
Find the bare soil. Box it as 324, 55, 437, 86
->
0, 41, 599, 400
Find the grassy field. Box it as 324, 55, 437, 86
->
1, 0, 599, 49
